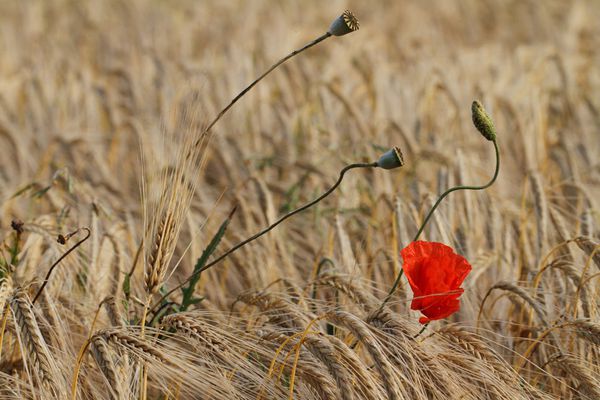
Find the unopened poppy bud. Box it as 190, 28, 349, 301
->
471, 100, 496, 141
328, 10, 359, 36
376, 146, 404, 170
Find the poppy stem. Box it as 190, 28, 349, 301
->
380, 139, 499, 309
149, 162, 377, 314
33, 227, 91, 304
189, 32, 332, 153
413, 323, 429, 339
411, 139, 499, 243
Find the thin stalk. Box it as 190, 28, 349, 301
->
190, 32, 332, 151
149, 162, 377, 314
33, 227, 91, 304
413, 323, 429, 339
149, 31, 337, 315
380, 139, 500, 309
412, 140, 500, 243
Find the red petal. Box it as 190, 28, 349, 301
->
402, 241, 471, 294
419, 294, 461, 321
401, 241, 472, 324
410, 288, 463, 313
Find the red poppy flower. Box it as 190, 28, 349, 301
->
401, 241, 472, 324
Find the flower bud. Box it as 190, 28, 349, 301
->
471, 100, 496, 141
328, 10, 359, 36
376, 146, 404, 170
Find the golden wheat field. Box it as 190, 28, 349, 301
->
0, 0, 599, 399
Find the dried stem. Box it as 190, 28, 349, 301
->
32, 228, 91, 304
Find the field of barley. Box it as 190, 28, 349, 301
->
0, 0, 599, 399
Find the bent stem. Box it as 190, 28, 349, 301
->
33, 227, 91, 304
380, 139, 500, 310
149, 162, 377, 315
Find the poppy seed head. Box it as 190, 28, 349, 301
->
328, 10, 359, 37
471, 100, 496, 141
376, 146, 404, 170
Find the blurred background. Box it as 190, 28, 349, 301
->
0, 0, 598, 333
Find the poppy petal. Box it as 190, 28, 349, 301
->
401, 241, 472, 324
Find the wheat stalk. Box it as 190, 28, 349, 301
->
529, 171, 549, 260
238, 291, 312, 330
258, 329, 341, 400
547, 354, 600, 399
97, 329, 173, 366
10, 289, 62, 395
436, 325, 516, 382
571, 319, 600, 347
328, 310, 402, 399
90, 335, 126, 400
575, 237, 600, 271
311, 274, 377, 313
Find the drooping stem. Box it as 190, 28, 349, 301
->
33, 227, 91, 304
149, 162, 377, 314
380, 139, 500, 309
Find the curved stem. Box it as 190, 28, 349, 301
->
150, 162, 377, 313
33, 228, 91, 304
149, 33, 333, 313
191, 32, 332, 151
413, 323, 429, 339
380, 139, 500, 309
412, 140, 500, 243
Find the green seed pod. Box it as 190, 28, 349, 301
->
377, 146, 404, 170
328, 10, 359, 36
471, 100, 496, 141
